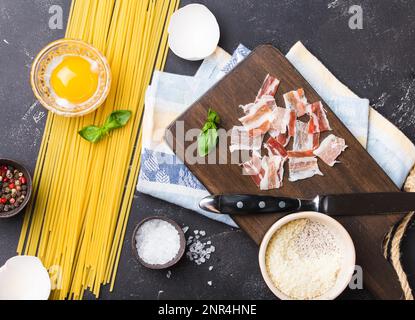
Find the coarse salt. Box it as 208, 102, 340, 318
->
265, 218, 342, 300
135, 219, 181, 265
186, 229, 215, 265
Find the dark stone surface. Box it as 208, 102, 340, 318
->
0, 0, 414, 300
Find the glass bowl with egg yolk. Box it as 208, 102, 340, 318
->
31, 39, 111, 117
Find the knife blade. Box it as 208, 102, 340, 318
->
199, 193, 415, 216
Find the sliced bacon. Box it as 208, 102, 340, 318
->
283, 88, 308, 117
272, 131, 290, 147
242, 152, 285, 190
241, 153, 262, 175
307, 101, 331, 134
287, 150, 315, 158
287, 121, 320, 158
312, 132, 320, 149
238, 96, 275, 137
270, 106, 288, 135
240, 95, 276, 114
259, 155, 285, 190
250, 121, 271, 137
269, 107, 293, 144
239, 102, 255, 114
241, 152, 264, 187
293, 121, 313, 151
250, 171, 264, 187
286, 110, 297, 137
288, 157, 323, 182
256, 74, 280, 101
278, 132, 290, 147
265, 137, 288, 158
229, 126, 263, 153
237, 76, 347, 189
269, 128, 290, 148
313, 134, 347, 166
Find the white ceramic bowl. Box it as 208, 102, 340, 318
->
259, 212, 356, 300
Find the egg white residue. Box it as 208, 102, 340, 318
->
44, 54, 101, 110
90, 60, 99, 73
43, 55, 65, 83
55, 97, 71, 109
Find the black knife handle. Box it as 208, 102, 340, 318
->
200, 194, 301, 215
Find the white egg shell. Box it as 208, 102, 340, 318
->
168, 4, 220, 61
0, 256, 51, 300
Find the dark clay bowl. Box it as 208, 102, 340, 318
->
0, 159, 33, 219
131, 216, 186, 270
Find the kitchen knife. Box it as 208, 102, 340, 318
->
199, 193, 415, 216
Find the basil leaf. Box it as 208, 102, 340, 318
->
104, 110, 132, 129
198, 108, 220, 156
78, 126, 104, 143
201, 121, 216, 133
79, 110, 132, 143
207, 109, 220, 125
198, 131, 209, 157
198, 128, 218, 157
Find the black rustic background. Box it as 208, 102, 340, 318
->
0, 0, 414, 300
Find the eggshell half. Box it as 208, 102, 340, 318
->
0, 256, 51, 300
168, 4, 220, 61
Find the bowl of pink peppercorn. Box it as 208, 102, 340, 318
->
0, 159, 32, 219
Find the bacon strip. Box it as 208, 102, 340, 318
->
287, 121, 320, 158
313, 134, 347, 166
271, 131, 290, 147
240, 95, 277, 115
239, 102, 255, 114
287, 150, 315, 158
307, 101, 331, 133
259, 155, 285, 190
265, 137, 288, 158
286, 110, 297, 137
270, 106, 288, 135
288, 157, 323, 182
241, 152, 264, 187
312, 132, 320, 149
229, 126, 263, 153
256, 74, 280, 101
238, 96, 275, 137
241, 152, 286, 190
293, 121, 313, 151
283, 89, 308, 117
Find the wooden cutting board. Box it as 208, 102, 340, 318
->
166, 45, 405, 299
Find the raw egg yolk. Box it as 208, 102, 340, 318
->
50, 56, 99, 104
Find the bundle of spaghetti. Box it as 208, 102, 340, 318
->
17, 0, 180, 300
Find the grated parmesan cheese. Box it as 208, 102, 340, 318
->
265, 218, 342, 300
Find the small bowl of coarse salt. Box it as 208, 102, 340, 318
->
259, 212, 355, 300
132, 216, 186, 269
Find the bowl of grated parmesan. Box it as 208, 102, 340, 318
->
259, 212, 355, 300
